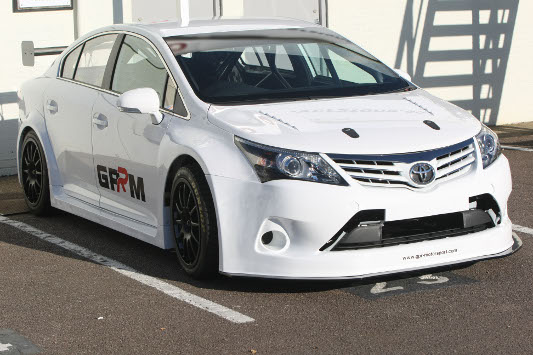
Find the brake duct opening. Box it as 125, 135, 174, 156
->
320, 194, 501, 251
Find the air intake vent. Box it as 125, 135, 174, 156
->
424, 120, 440, 130
342, 128, 359, 138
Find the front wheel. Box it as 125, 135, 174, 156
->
21, 131, 51, 215
170, 165, 218, 279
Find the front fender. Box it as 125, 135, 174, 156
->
156, 115, 256, 249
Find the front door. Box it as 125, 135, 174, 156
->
91, 34, 181, 226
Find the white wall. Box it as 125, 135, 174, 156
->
128, 0, 179, 24
222, 0, 243, 17
76, 0, 114, 37
124, 0, 216, 24
0, 1, 75, 175
242, 0, 320, 24
0, 3, 75, 121
190, 0, 215, 18
328, 0, 533, 125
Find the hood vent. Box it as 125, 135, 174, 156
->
424, 120, 440, 130
259, 111, 299, 131
404, 97, 434, 116
342, 128, 359, 138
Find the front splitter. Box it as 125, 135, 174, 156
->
221, 233, 522, 281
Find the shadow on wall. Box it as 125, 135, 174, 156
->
395, 0, 519, 126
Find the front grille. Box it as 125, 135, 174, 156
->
435, 144, 476, 180
328, 139, 476, 189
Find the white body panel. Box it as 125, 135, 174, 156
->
44, 79, 100, 205
91, 91, 163, 227
17, 18, 516, 279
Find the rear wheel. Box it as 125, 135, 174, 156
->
21, 131, 51, 215
170, 165, 218, 279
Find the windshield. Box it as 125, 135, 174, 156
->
165, 29, 412, 104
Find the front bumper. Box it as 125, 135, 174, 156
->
223, 232, 522, 280
208, 154, 515, 279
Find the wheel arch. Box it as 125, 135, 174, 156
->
163, 154, 207, 207
160, 152, 220, 251
17, 115, 62, 187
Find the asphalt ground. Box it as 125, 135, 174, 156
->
1, 126, 533, 354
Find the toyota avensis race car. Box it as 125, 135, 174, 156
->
17, 18, 521, 279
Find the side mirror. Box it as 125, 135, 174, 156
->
117, 88, 163, 125
393, 68, 412, 83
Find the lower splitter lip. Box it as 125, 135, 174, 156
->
221, 233, 522, 281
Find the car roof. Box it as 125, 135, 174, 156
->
115, 17, 321, 38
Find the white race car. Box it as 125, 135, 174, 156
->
17, 18, 520, 279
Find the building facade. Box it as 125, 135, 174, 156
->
1, 0, 532, 175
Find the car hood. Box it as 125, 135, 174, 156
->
207, 89, 481, 155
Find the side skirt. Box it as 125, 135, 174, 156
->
50, 185, 167, 249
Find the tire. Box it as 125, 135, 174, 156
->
170, 165, 219, 279
20, 131, 51, 215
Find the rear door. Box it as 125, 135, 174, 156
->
91, 34, 187, 226
44, 34, 118, 205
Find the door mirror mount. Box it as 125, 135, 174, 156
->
117, 88, 163, 125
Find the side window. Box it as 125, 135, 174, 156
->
74, 34, 118, 87
275, 45, 294, 72
328, 49, 377, 84
241, 47, 262, 67
162, 76, 188, 117
61, 46, 82, 80
112, 35, 168, 103
239, 47, 269, 71
301, 43, 331, 78
163, 76, 177, 110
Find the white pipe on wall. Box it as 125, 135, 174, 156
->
181, 0, 190, 25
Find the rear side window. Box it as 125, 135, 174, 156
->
162, 76, 187, 117
61, 46, 82, 79
163, 76, 177, 111
74, 34, 118, 87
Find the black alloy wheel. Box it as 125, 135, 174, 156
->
170, 165, 218, 278
174, 178, 201, 266
21, 131, 51, 215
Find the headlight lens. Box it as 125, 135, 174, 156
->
235, 137, 347, 185
476, 124, 501, 168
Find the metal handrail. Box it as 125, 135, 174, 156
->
21, 41, 68, 66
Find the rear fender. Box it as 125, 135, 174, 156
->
17, 112, 62, 187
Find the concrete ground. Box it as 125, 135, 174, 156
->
0, 124, 532, 354
493, 121, 533, 149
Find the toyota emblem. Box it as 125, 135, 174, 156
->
410, 163, 435, 185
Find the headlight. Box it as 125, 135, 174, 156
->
476, 124, 501, 169
235, 137, 347, 185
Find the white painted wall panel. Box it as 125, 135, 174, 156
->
328, 0, 532, 125
190, 0, 215, 18
76, 0, 113, 36
0, 0, 75, 175
223, 0, 243, 17
130, 0, 179, 23
243, 0, 319, 24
